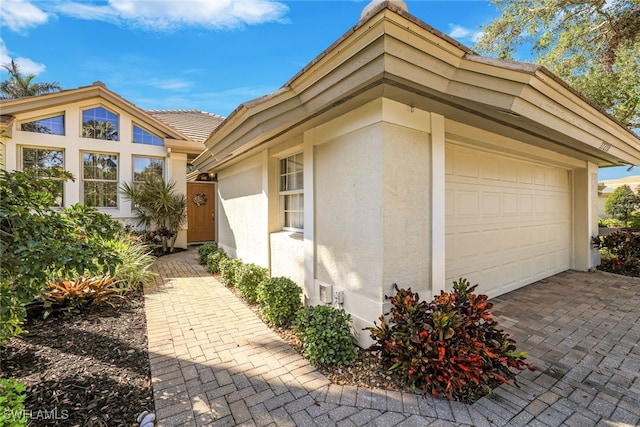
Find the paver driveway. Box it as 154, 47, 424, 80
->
145, 249, 640, 426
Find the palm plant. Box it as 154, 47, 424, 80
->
120, 177, 187, 253
0, 59, 61, 99
82, 120, 118, 140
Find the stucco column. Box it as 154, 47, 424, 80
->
303, 138, 315, 302
170, 152, 188, 249
573, 162, 600, 269
430, 112, 446, 296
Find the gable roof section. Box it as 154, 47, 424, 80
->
0, 81, 191, 142
194, 1, 640, 172
147, 110, 225, 143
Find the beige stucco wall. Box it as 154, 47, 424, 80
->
308, 99, 433, 346
169, 152, 188, 249
314, 125, 384, 301
270, 231, 304, 285
1, 99, 192, 248
381, 122, 431, 298
216, 153, 269, 267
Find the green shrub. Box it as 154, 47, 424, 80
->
0, 378, 28, 427
219, 258, 243, 287
592, 231, 640, 277
294, 305, 357, 366
106, 235, 157, 290
206, 250, 228, 274
0, 168, 122, 345
368, 279, 533, 401
197, 242, 219, 265
257, 277, 302, 326
236, 263, 269, 304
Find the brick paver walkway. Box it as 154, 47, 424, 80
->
145, 249, 640, 426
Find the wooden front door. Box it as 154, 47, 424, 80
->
187, 182, 216, 243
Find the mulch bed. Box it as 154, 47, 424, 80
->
230, 285, 498, 404
1, 290, 152, 427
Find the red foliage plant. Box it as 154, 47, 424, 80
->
367, 279, 534, 401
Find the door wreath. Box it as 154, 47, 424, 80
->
193, 193, 208, 206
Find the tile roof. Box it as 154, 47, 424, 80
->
147, 110, 225, 143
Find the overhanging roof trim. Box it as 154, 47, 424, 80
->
195, 2, 640, 172
0, 83, 191, 142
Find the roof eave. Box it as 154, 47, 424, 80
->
194, 4, 640, 172
0, 84, 191, 142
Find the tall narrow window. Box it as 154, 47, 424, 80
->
133, 125, 164, 146
22, 147, 65, 207
82, 107, 119, 140
83, 152, 119, 207
21, 115, 65, 135
279, 152, 303, 231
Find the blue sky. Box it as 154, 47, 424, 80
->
0, 0, 634, 179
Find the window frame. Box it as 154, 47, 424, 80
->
132, 123, 164, 146
81, 151, 119, 208
20, 113, 65, 136
279, 152, 304, 232
81, 106, 120, 141
20, 146, 65, 207
132, 155, 165, 184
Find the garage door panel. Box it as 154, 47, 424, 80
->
446, 143, 571, 297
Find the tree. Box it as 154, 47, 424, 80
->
82, 120, 118, 140
605, 184, 639, 227
120, 177, 187, 253
0, 59, 62, 99
0, 168, 123, 345
476, 0, 640, 130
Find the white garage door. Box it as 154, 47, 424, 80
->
445, 143, 571, 297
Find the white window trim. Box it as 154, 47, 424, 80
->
20, 145, 66, 207
80, 105, 120, 141
81, 151, 120, 209
279, 152, 304, 232
132, 123, 164, 146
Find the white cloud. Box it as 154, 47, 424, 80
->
52, 0, 289, 31
448, 25, 483, 43
0, 0, 48, 32
148, 78, 192, 91
0, 38, 46, 75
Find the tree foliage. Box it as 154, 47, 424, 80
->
120, 177, 187, 253
604, 184, 639, 226
476, 0, 640, 130
0, 59, 62, 99
0, 168, 122, 345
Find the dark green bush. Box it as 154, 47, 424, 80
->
197, 242, 219, 265
592, 231, 640, 277
206, 249, 228, 274
219, 258, 243, 287
236, 263, 269, 303
294, 305, 357, 366
257, 277, 302, 326
368, 279, 533, 401
0, 168, 122, 345
0, 378, 28, 427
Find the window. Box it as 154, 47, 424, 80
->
133, 156, 164, 183
21, 115, 65, 135
133, 125, 163, 146
82, 107, 119, 140
22, 147, 65, 207
83, 152, 118, 207
279, 152, 303, 230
